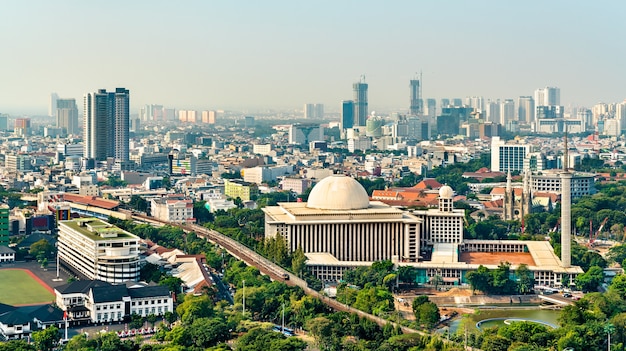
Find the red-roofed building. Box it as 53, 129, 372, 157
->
371, 190, 403, 201
60, 194, 120, 210
462, 167, 506, 181
413, 178, 443, 190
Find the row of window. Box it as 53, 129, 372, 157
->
96, 312, 122, 321
131, 306, 169, 316
131, 299, 167, 306
96, 304, 121, 311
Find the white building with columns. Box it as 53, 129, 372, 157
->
263, 175, 583, 286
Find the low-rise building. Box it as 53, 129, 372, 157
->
0, 246, 15, 262
243, 165, 294, 184
150, 195, 194, 224
280, 177, 314, 195
0, 310, 33, 340
223, 179, 258, 201
58, 218, 140, 283
55, 280, 173, 324
531, 170, 595, 198
0, 304, 64, 341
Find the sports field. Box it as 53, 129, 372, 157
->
0, 269, 55, 306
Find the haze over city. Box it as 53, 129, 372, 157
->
1, 0, 625, 114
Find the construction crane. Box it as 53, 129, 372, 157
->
589, 217, 609, 247
550, 218, 560, 233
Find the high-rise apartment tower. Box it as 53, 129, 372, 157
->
57, 98, 79, 135
341, 100, 354, 130
84, 88, 130, 163
353, 76, 368, 126
409, 78, 421, 115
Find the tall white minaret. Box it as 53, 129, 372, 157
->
560, 132, 572, 268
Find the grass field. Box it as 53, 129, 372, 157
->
0, 269, 55, 306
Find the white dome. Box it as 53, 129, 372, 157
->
307, 175, 370, 210
439, 185, 454, 199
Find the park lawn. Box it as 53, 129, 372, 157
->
0, 269, 54, 305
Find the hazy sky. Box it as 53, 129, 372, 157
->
1, 1, 625, 115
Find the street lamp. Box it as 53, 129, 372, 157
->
605, 323, 615, 351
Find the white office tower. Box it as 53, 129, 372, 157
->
577, 108, 593, 129
491, 136, 531, 172
466, 96, 484, 111
49, 92, 59, 117
304, 103, 324, 119
518, 96, 535, 124
499, 99, 515, 125
486, 101, 500, 123
616, 101, 626, 134
534, 87, 560, 106
289, 124, 324, 145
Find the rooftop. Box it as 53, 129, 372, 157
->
60, 218, 138, 241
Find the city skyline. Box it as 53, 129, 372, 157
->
1, 1, 625, 114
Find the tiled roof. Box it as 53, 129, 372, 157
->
0, 246, 14, 254
56, 280, 111, 294
91, 285, 128, 303
128, 286, 170, 299
63, 194, 120, 210
0, 310, 31, 325
29, 304, 64, 323
413, 178, 443, 190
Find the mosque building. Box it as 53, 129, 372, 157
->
263, 174, 582, 286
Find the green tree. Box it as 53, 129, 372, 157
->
127, 195, 148, 212
306, 316, 335, 351
498, 321, 548, 344
164, 311, 177, 325
291, 246, 307, 277
575, 265, 604, 292
465, 265, 491, 294
516, 264, 535, 294
188, 317, 231, 349
236, 327, 306, 351
412, 295, 439, 329
176, 294, 215, 324
416, 301, 440, 329
146, 313, 158, 327
165, 325, 192, 347
557, 330, 585, 351
397, 266, 418, 287
481, 334, 511, 351
29, 238, 53, 259
129, 313, 144, 329
193, 201, 214, 224
159, 276, 184, 294
32, 325, 59, 351
0, 340, 36, 351
607, 244, 626, 264
609, 274, 626, 299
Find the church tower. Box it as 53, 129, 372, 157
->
503, 171, 515, 220
521, 171, 532, 217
